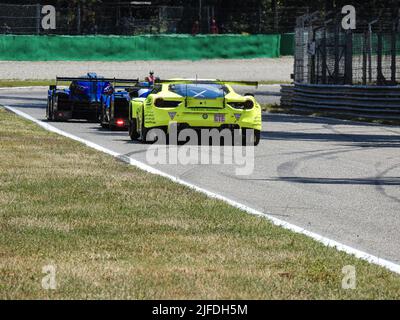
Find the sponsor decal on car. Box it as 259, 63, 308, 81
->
214, 114, 225, 123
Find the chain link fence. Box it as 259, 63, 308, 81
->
294, 7, 400, 86
0, 3, 40, 34
0, 3, 309, 35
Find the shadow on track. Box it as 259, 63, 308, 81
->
260, 130, 400, 145
251, 176, 400, 186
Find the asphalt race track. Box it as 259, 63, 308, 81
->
1, 86, 400, 264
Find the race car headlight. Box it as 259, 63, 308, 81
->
229, 100, 254, 110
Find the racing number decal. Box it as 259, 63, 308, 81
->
214, 114, 225, 123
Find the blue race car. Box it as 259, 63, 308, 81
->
46, 73, 137, 122
100, 81, 151, 130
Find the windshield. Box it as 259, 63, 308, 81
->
169, 83, 228, 98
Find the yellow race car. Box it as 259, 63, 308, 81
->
128, 79, 262, 145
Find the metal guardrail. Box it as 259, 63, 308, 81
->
280, 83, 400, 121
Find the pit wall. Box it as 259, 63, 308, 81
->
0, 34, 293, 61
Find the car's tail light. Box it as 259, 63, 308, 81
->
116, 119, 124, 126
154, 98, 164, 108
154, 98, 181, 108
229, 100, 254, 110
244, 100, 254, 109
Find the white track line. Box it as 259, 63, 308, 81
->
4, 104, 400, 275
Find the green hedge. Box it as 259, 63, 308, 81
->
0, 34, 282, 61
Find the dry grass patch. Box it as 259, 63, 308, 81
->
1, 107, 400, 299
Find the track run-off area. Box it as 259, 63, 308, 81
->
1, 86, 400, 271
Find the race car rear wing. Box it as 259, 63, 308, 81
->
54, 77, 139, 85
50, 77, 139, 90
155, 79, 259, 87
